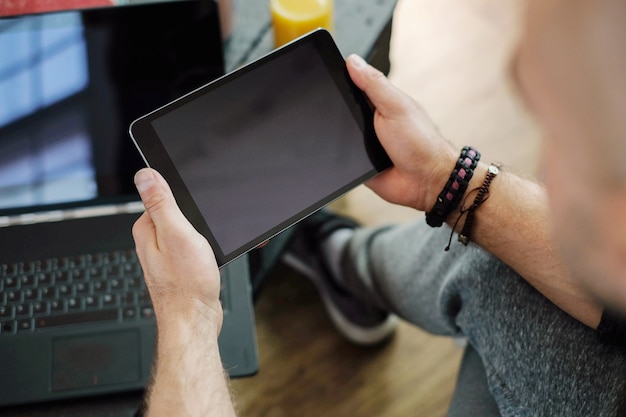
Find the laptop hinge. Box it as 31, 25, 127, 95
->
0, 202, 145, 228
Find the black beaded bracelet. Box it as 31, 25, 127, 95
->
425, 146, 481, 227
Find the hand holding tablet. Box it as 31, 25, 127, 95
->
129, 29, 391, 267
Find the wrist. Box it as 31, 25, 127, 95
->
155, 299, 223, 345
423, 149, 458, 211
445, 161, 490, 231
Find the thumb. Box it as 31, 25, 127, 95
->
134, 168, 184, 230
346, 54, 409, 119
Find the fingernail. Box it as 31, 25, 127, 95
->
349, 54, 366, 68
134, 169, 155, 194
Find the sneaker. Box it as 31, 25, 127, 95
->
282, 210, 398, 346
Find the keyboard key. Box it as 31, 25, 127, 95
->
139, 291, 152, 303
89, 266, 104, 280
102, 294, 118, 307
0, 305, 13, 319
121, 292, 136, 305
3, 276, 18, 289
56, 271, 72, 283
58, 284, 71, 297
75, 282, 89, 294
17, 318, 33, 332
109, 279, 122, 291
67, 297, 82, 311
122, 307, 136, 320
35, 272, 51, 286
23, 288, 37, 300
40, 286, 56, 300
126, 277, 142, 289
50, 300, 65, 313
36, 309, 118, 329
6, 290, 21, 304
120, 250, 136, 262
121, 262, 136, 275
56, 258, 70, 269
40, 272, 55, 286
3, 263, 18, 277
40, 259, 54, 271
140, 306, 155, 320
18, 276, 33, 289
20, 262, 35, 275
84, 296, 98, 309
107, 265, 122, 278
73, 269, 88, 281
71, 255, 86, 268
15, 304, 31, 317
1, 320, 15, 334
32, 302, 48, 316
96, 253, 112, 265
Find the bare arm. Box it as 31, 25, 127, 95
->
132, 168, 237, 417
449, 163, 602, 328
145, 313, 235, 417
346, 54, 602, 328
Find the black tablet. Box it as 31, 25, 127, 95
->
129, 29, 391, 267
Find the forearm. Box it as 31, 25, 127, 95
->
132, 168, 236, 416
443, 162, 603, 328
345, 57, 602, 329
145, 316, 237, 417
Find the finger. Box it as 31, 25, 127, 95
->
346, 54, 410, 118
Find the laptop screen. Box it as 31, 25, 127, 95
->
0, 0, 224, 222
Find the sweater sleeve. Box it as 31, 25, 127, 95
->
597, 309, 626, 347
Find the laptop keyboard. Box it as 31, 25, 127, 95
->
0, 250, 153, 335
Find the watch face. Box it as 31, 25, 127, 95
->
488, 164, 500, 175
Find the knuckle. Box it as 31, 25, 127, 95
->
131, 215, 149, 240
143, 191, 169, 214
370, 67, 385, 80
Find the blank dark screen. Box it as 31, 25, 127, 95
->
151, 42, 373, 256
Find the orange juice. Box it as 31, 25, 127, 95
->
270, 0, 333, 48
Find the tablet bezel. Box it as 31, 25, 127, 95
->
129, 29, 391, 267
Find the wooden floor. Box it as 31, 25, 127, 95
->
231, 0, 541, 415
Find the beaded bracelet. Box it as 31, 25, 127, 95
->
425, 146, 481, 227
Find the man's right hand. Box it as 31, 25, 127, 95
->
345, 54, 459, 213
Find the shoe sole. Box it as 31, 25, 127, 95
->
283, 253, 398, 346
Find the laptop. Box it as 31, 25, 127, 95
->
0, 0, 258, 408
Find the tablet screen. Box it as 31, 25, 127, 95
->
130, 30, 391, 267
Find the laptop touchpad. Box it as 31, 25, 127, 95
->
52, 330, 141, 392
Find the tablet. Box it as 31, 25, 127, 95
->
129, 29, 392, 267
